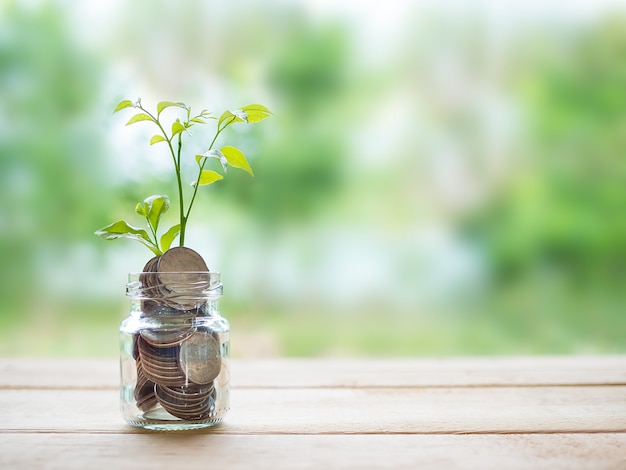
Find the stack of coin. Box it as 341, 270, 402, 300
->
137, 335, 188, 387
134, 359, 158, 412
155, 383, 216, 421
134, 327, 222, 420
132, 247, 224, 420
139, 246, 211, 311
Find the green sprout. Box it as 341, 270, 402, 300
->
95, 99, 271, 255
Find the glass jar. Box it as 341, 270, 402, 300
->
119, 271, 230, 431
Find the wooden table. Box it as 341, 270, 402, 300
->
1, 356, 625, 469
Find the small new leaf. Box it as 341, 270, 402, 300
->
172, 120, 185, 137
157, 101, 185, 116
126, 113, 154, 126
190, 117, 206, 124
218, 110, 234, 128
160, 224, 181, 252
114, 100, 134, 113
143, 195, 170, 231
150, 135, 166, 145
135, 202, 149, 217
196, 170, 224, 186
221, 146, 254, 176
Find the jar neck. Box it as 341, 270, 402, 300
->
128, 298, 221, 318
126, 271, 223, 317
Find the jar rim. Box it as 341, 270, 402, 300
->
128, 271, 221, 275
126, 271, 223, 305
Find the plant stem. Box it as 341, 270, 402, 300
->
138, 106, 179, 177
135, 105, 238, 250
176, 134, 186, 246
147, 221, 159, 249
138, 104, 187, 247
183, 117, 236, 225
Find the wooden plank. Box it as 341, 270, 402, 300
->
0, 358, 117, 389
1, 433, 625, 470
1, 386, 624, 434
2, 356, 626, 389
233, 357, 626, 388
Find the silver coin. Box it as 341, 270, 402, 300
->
140, 327, 194, 347
156, 247, 210, 310
137, 337, 187, 386
137, 393, 158, 412
134, 361, 158, 411
156, 384, 211, 406
157, 246, 208, 273
140, 256, 161, 293
179, 330, 221, 385
155, 384, 214, 420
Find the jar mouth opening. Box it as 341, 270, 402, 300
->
129, 271, 221, 275
126, 271, 223, 305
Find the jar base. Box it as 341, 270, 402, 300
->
124, 407, 228, 431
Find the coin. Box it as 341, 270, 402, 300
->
157, 247, 210, 310
139, 256, 162, 312
140, 327, 195, 348
138, 247, 212, 312
134, 360, 158, 411
155, 383, 215, 420
140, 256, 160, 292
137, 336, 187, 387
179, 330, 222, 385
132, 247, 222, 417
157, 246, 208, 273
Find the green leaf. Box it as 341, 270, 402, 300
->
143, 195, 170, 231
114, 100, 133, 113
94, 220, 160, 255
172, 120, 185, 137
195, 170, 224, 186
218, 110, 234, 128
190, 117, 206, 124
160, 224, 181, 252
95, 220, 163, 256
157, 101, 185, 115
240, 104, 272, 123
95, 220, 150, 240
135, 202, 149, 217
221, 146, 254, 176
126, 113, 154, 126
218, 110, 247, 128
150, 135, 166, 145
146, 244, 162, 256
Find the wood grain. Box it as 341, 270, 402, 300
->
2, 356, 625, 388
1, 385, 624, 434
1, 357, 625, 469
1, 433, 625, 470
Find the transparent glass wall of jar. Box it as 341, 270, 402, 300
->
120, 272, 230, 431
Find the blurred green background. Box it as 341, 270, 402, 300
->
1, 0, 625, 357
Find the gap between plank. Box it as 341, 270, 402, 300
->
1, 429, 625, 436
2, 382, 626, 391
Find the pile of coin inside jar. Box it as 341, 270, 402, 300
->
132, 247, 223, 421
